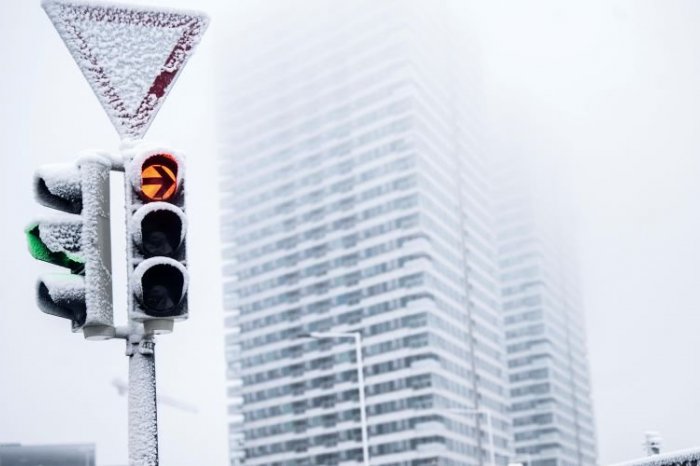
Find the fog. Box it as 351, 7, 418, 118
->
2, 0, 700, 464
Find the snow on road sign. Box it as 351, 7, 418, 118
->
42, 0, 209, 140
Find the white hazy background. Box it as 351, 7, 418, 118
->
2, 0, 700, 465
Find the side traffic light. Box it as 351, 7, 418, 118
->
26, 155, 114, 339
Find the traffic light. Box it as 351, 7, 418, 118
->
26, 155, 114, 339
126, 146, 188, 334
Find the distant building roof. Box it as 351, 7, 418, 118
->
0, 443, 95, 466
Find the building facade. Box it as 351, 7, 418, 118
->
218, 2, 597, 466
494, 154, 597, 466
218, 1, 510, 465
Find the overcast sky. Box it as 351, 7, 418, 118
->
2, 1, 700, 465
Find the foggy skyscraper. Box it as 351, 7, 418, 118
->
218, 1, 595, 465
494, 152, 597, 466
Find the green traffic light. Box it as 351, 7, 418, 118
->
25, 223, 85, 274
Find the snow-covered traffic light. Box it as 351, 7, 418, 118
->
26, 155, 114, 339
126, 146, 188, 334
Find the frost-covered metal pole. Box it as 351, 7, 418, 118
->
78, 157, 114, 340
121, 146, 161, 466
127, 330, 159, 466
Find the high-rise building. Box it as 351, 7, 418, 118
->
218, 1, 511, 465
217, 2, 597, 466
494, 152, 597, 466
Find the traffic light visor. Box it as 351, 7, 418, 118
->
131, 202, 187, 258
132, 258, 188, 317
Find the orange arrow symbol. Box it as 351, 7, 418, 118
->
141, 164, 177, 201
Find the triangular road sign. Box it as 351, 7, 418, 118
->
42, 0, 209, 140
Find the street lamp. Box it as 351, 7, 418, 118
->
297, 331, 370, 466
433, 407, 495, 466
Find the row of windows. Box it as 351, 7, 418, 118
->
244, 402, 497, 449
241, 363, 493, 427
227, 48, 409, 155
238, 316, 434, 384
234, 175, 418, 247
243, 324, 429, 371
244, 376, 462, 441
229, 117, 413, 196
506, 324, 545, 340
227, 99, 413, 215
508, 353, 550, 370
245, 388, 360, 422
231, 180, 418, 255
228, 215, 420, 282
245, 427, 362, 458
244, 432, 482, 464
242, 390, 432, 426
228, 181, 417, 265
240, 299, 416, 356
232, 291, 429, 348
238, 269, 425, 316
233, 292, 482, 369
224, 131, 407, 213
503, 294, 543, 311
228, 40, 404, 144
233, 248, 426, 300
242, 369, 357, 405
240, 405, 359, 438
228, 72, 409, 169
510, 368, 549, 384
505, 309, 544, 326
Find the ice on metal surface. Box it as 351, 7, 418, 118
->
40, 274, 86, 301
35, 164, 82, 207
131, 257, 188, 302
129, 350, 158, 466
42, 0, 209, 140
131, 201, 187, 248
77, 159, 114, 328
38, 215, 83, 253
610, 447, 700, 466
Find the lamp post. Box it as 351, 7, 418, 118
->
434, 408, 495, 466
298, 331, 370, 466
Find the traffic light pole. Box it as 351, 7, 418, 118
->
119, 143, 188, 466
121, 150, 161, 466
126, 328, 159, 466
